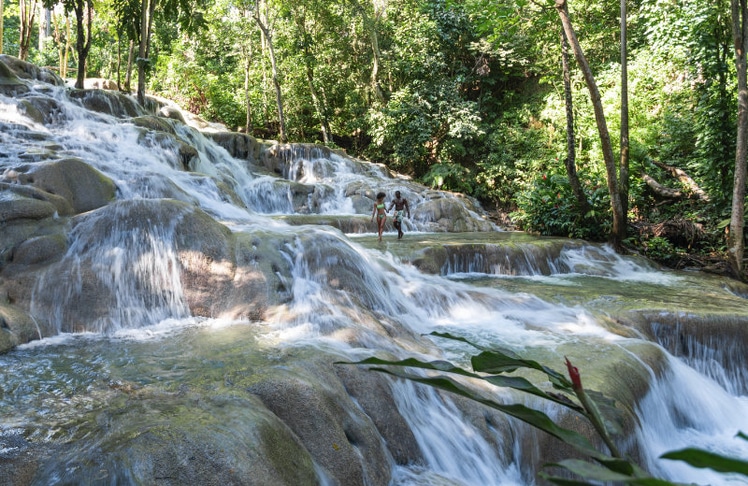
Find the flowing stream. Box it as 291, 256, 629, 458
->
1, 76, 748, 485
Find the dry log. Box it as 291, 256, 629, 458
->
642, 173, 682, 199
650, 160, 710, 201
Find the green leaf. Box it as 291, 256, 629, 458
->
470, 349, 573, 390
481, 374, 584, 413
541, 461, 677, 485
542, 459, 675, 484
429, 332, 573, 389
661, 448, 748, 476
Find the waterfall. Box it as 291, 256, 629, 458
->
2, 63, 748, 485
636, 356, 748, 484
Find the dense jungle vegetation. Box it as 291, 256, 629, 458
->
2, 0, 747, 277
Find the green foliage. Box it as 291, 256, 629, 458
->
512, 171, 611, 241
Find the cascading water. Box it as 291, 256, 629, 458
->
1, 63, 748, 485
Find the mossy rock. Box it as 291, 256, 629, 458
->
17, 158, 116, 214
0, 303, 40, 353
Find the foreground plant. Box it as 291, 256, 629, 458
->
340, 332, 748, 485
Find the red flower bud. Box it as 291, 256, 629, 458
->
565, 357, 582, 392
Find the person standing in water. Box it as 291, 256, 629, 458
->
388, 191, 410, 239
371, 192, 387, 242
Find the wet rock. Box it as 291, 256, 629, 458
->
132, 114, 179, 134
18, 96, 67, 125
0, 55, 64, 86
0, 57, 29, 96
69, 89, 144, 118
248, 359, 392, 486
0, 190, 58, 222
0, 302, 40, 353
158, 105, 186, 124
175, 209, 285, 321
206, 132, 265, 162
11, 234, 67, 266
31, 393, 320, 486
415, 197, 494, 233
0, 181, 74, 217
84, 78, 118, 90
335, 364, 422, 466
16, 158, 116, 214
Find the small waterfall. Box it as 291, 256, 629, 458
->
650, 318, 748, 396
30, 200, 190, 334
391, 379, 527, 486
636, 356, 748, 484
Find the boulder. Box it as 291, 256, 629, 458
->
11, 233, 67, 266
0, 55, 64, 86
31, 392, 321, 486
247, 358, 392, 486
414, 197, 494, 233
207, 132, 265, 163
68, 89, 144, 118
0, 302, 40, 354
16, 158, 116, 214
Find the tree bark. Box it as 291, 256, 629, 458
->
349, 0, 385, 104
729, 0, 748, 278
125, 39, 134, 92
555, 0, 626, 250
254, 2, 287, 143
73, 0, 93, 90
137, 0, 155, 105
1, 0, 4, 54
293, 12, 331, 144
19, 0, 38, 61
560, 29, 589, 215
620, 0, 630, 224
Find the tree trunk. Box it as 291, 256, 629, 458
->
19, 0, 38, 61
729, 0, 748, 278
52, 11, 70, 79
620, 0, 630, 224
73, 0, 93, 89
253, 2, 287, 143
125, 40, 134, 93
137, 0, 155, 105
555, 0, 626, 250
560, 29, 589, 215
349, 0, 385, 104
1, 0, 4, 54
293, 12, 331, 144
244, 50, 253, 134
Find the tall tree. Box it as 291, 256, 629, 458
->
290, 0, 332, 143
43, 0, 93, 88
19, 0, 39, 60
1, 0, 4, 54
252, 0, 287, 142
71, 0, 93, 89
136, 0, 155, 104
555, 0, 626, 249
560, 28, 589, 215
620, 0, 629, 223
348, 0, 385, 104
729, 0, 748, 278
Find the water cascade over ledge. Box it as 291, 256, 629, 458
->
1, 55, 748, 485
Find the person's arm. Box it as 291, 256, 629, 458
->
387, 201, 395, 212
405, 199, 410, 218
371, 203, 376, 221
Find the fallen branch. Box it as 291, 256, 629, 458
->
642, 173, 682, 199
650, 159, 710, 201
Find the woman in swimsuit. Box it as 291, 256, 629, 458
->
371, 192, 387, 242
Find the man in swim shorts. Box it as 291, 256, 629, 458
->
388, 191, 410, 239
